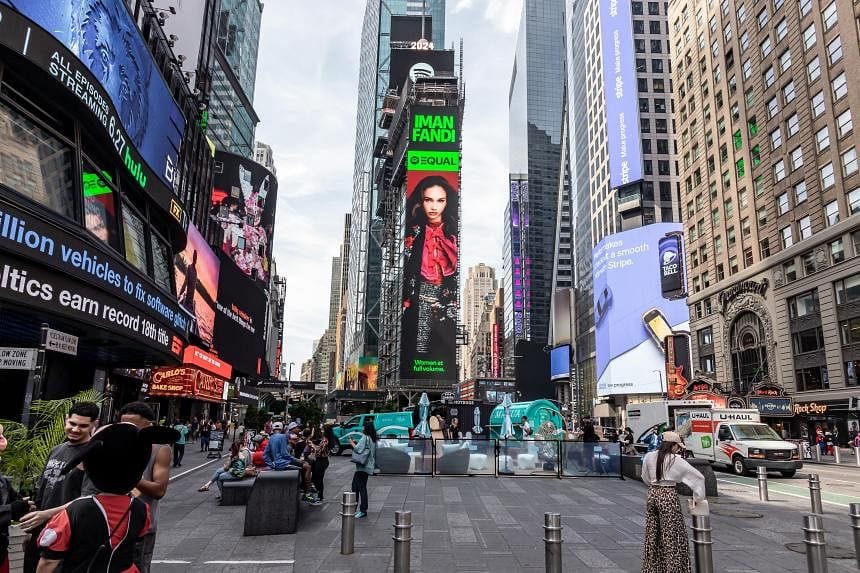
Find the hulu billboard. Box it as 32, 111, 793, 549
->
400, 105, 461, 381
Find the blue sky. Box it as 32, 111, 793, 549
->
253, 0, 524, 371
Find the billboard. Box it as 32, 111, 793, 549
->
148, 366, 226, 403
390, 15, 433, 44
550, 345, 570, 382
400, 105, 460, 381
212, 252, 267, 375
665, 333, 692, 399
599, 0, 643, 188
345, 356, 378, 391
210, 151, 279, 284
0, 2, 187, 220
659, 233, 686, 299
389, 48, 456, 92
174, 224, 219, 346
593, 223, 689, 395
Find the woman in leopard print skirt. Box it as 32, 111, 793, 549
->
640, 431, 706, 573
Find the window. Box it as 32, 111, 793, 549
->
728, 227, 737, 246
802, 24, 816, 50
783, 81, 796, 103
816, 126, 830, 151
82, 167, 120, 251
650, 39, 663, 53
717, 263, 725, 280
742, 217, 751, 238
729, 256, 739, 274
799, 215, 812, 239
724, 199, 734, 218
796, 367, 829, 392
802, 251, 818, 275
825, 200, 840, 226
850, 188, 860, 214
779, 50, 792, 73
790, 147, 804, 171
837, 110, 853, 137
700, 355, 716, 374
822, 2, 837, 30
820, 163, 835, 189
831, 238, 845, 264
833, 72, 847, 101
788, 290, 818, 318
760, 238, 771, 258
795, 181, 807, 204
842, 318, 860, 344
776, 18, 788, 41
736, 158, 745, 178
793, 327, 824, 354
711, 208, 721, 226
808, 57, 821, 82
781, 225, 793, 248
150, 234, 172, 293
778, 192, 790, 214
846, 361, 860, 386
715, 236, 723, 254
122, 204, 148, 274
843, 148, 858, 177
758, 7, 770, 28
767, 96, 779, 119
774, 160, 787, 182
761, 37, 773, 58
0, 101, 76, 219
742, 59, 752, 79
799, 0, 812, 17
787, 114, 800, 137
827, 36, 843, 65
758, 206, 768, 226
853, 230, 860, 255
698, 326, 714, 347
764, 66, 775, 87
784, 259, 797, 281
740, 31, 750, 51
835, 273, 860, 304
770, 128, 782, 150
811, 91, 825, 118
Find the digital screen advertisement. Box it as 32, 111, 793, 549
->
390, 15, 433, 44
599, 0, 643, 188
212, 251, 267, 375
344, 356, 379, 391
0, 2, 187, 223
593, 223, 689, 395
389, 48, 455, 92
210, 151, 279, 285
665, 333, 692, 399
550, 345, 570, 382
174, 224, 220, 346
400, 105, 460, 381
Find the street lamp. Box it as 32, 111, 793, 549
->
286, 361, 296, 416
652, 369, 665, 395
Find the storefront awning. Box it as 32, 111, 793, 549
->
148, 366, 226, 404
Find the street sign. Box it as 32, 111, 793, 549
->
46, 329, 78, 356
314, 384, 328, 391
0, 347, 36, 370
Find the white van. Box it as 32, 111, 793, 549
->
679, 408, 802, 477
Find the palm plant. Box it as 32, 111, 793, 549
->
0, 389, 102, 495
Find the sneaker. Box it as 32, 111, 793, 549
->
308, 498, 323, 506
354, 511, 367, 519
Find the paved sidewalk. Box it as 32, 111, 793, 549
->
152, 456, 860, 572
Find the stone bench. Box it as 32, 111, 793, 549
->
243, 469, 301, 536
221, 478, 255, 506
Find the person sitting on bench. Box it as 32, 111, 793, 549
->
263, 423, 316, 502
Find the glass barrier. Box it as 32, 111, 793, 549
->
560, 441, 622, 477
375, 438, 433, 475
497, 439, 561, 476
434, 439, 496, 476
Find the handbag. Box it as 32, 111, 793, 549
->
351, 443, 371, 465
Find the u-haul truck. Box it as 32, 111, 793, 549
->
681, 408, 802, 476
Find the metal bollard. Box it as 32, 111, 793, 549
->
815, 445, 821, 463
850, 503, 860, 570
757, 466, 770, 501
834, 446, 841, 465
340, 492, 357, 555
691, 513, 714, 573
393, 510, 413, 573
543, 512, 563, 573
803, 514, 828, 573
855, 446, 860, 467
808, 474, 824, 514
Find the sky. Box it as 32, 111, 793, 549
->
253, 0, 524, 374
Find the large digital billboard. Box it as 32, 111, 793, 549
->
389, 49, 456, 93
212, 252, 267, 375
174, 224, 220, 346
550, 345, 570, 382
593, 223, 689, 395
0, 2, 187, 222
400, 105, 460, 381
599, 0, 643, 189
210, 151, 278, 285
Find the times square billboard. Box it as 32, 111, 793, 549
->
400, 105, 460, 381
593, 224, 688, 395
599, 0, 643, 189
210, 151, 279, 286
0, 1, 188, 226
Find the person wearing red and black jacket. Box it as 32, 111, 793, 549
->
0, 423, 35, 573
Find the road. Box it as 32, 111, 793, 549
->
714, 462, 860, 508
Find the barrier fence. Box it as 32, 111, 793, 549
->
372, 438, 622, 478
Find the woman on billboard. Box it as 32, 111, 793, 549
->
401, 175, 459, 377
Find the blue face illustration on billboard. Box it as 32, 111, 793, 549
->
3, 0, 185, 192
592, 223, 690, 395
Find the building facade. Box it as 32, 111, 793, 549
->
344, 0, 446, 379
462, 264, 497, 381
669, 0, 860, 437
254, 141, 277, 175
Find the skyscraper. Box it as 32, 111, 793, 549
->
568, 0, 680, 419
344, 0, 446, 376
669, 0, 860, 428
254, 141, 277, 175
462, 264, 498, 381
504, 0, 568, 351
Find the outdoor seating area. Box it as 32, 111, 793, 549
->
221, 477, 256, 506
243, 469, 302, 536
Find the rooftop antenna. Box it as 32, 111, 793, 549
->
421, 0, 427, 40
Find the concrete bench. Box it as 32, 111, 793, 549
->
243, 469, 301, 536
221, 478, 255, 506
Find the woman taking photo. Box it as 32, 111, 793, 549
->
348, 420, 377, 519
640, 431, 705, 573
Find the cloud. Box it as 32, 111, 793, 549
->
483, 0, 523, 34
453, 0, 474, 13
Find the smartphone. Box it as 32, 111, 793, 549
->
643, 308, 673, 350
